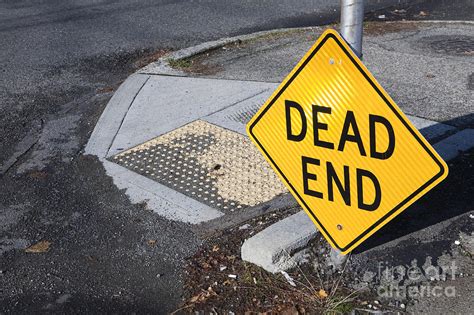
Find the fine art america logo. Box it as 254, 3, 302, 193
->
376, 259, 458, 299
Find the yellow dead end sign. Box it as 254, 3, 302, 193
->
247, 29, 448, 254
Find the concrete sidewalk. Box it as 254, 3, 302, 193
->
86, 21, 472, 228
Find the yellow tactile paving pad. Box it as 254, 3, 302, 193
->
111, 120, 287, 213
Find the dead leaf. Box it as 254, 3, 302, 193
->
190, 294, 202, 303
28, 171, 48, 179
207, 286, 217, 296
281, 270, 296, 287
188, 287, 217, 304
280, 306, 299, 315
97, 86, 115, 93
318, 289, 328, 299
25, 241, 51, 253
212, 245, 219, 252
147, 239, 157, 246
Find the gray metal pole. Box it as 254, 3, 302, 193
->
340, 0, 364, 58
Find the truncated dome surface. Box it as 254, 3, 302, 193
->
110, 120, 287, 213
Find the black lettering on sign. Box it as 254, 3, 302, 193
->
302, 156, 323, 198
326, 161, 351, 206
369, 114, 395, 160
312, 105, 334, 149
285, 100, 387, 212
338, 110, 366, 156
301, 159, 382, 211
356, 168, 381, 211
285, 100, 307, 142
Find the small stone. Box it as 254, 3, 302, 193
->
454, 240, 461, 245
238, 224, 251, 230
400, 303, 406, 309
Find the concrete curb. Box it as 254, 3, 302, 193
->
138, 26, 322, 76
241, 211, 317, 273
435, 129, 474, 161
392, 20, 474, 25
241, 129, 474, 273
137, 20, 474, 77
85, 74, 150, 157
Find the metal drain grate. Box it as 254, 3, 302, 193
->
225, 103, 261, 124
422, 35, 474, 55
110, 120, 286, 213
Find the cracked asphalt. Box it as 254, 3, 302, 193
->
0, 0, 472, 313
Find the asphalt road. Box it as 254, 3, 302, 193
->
0, 0, 420, 170
0, 0, 470, 313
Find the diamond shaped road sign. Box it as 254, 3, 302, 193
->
247, 29, 448, 254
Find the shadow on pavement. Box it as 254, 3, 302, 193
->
353, 113, 473, 254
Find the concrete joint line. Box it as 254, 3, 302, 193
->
85, 74, 150, 158
106, 76, 150, 157
202, 88, 272, 119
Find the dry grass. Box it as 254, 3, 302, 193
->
363, 21, 419, 36
168, 56, 223, 75
177, 213, 363, 314
133, 49, 170, 69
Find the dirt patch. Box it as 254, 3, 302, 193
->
96, 86, 116, 94
363, 21, 419, 36
176, 208, 398, 314
168, 54, 223, 75
246, 28, 317, 44
134, 49, 170, 69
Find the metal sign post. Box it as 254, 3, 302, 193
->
340, 0, 364, 58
